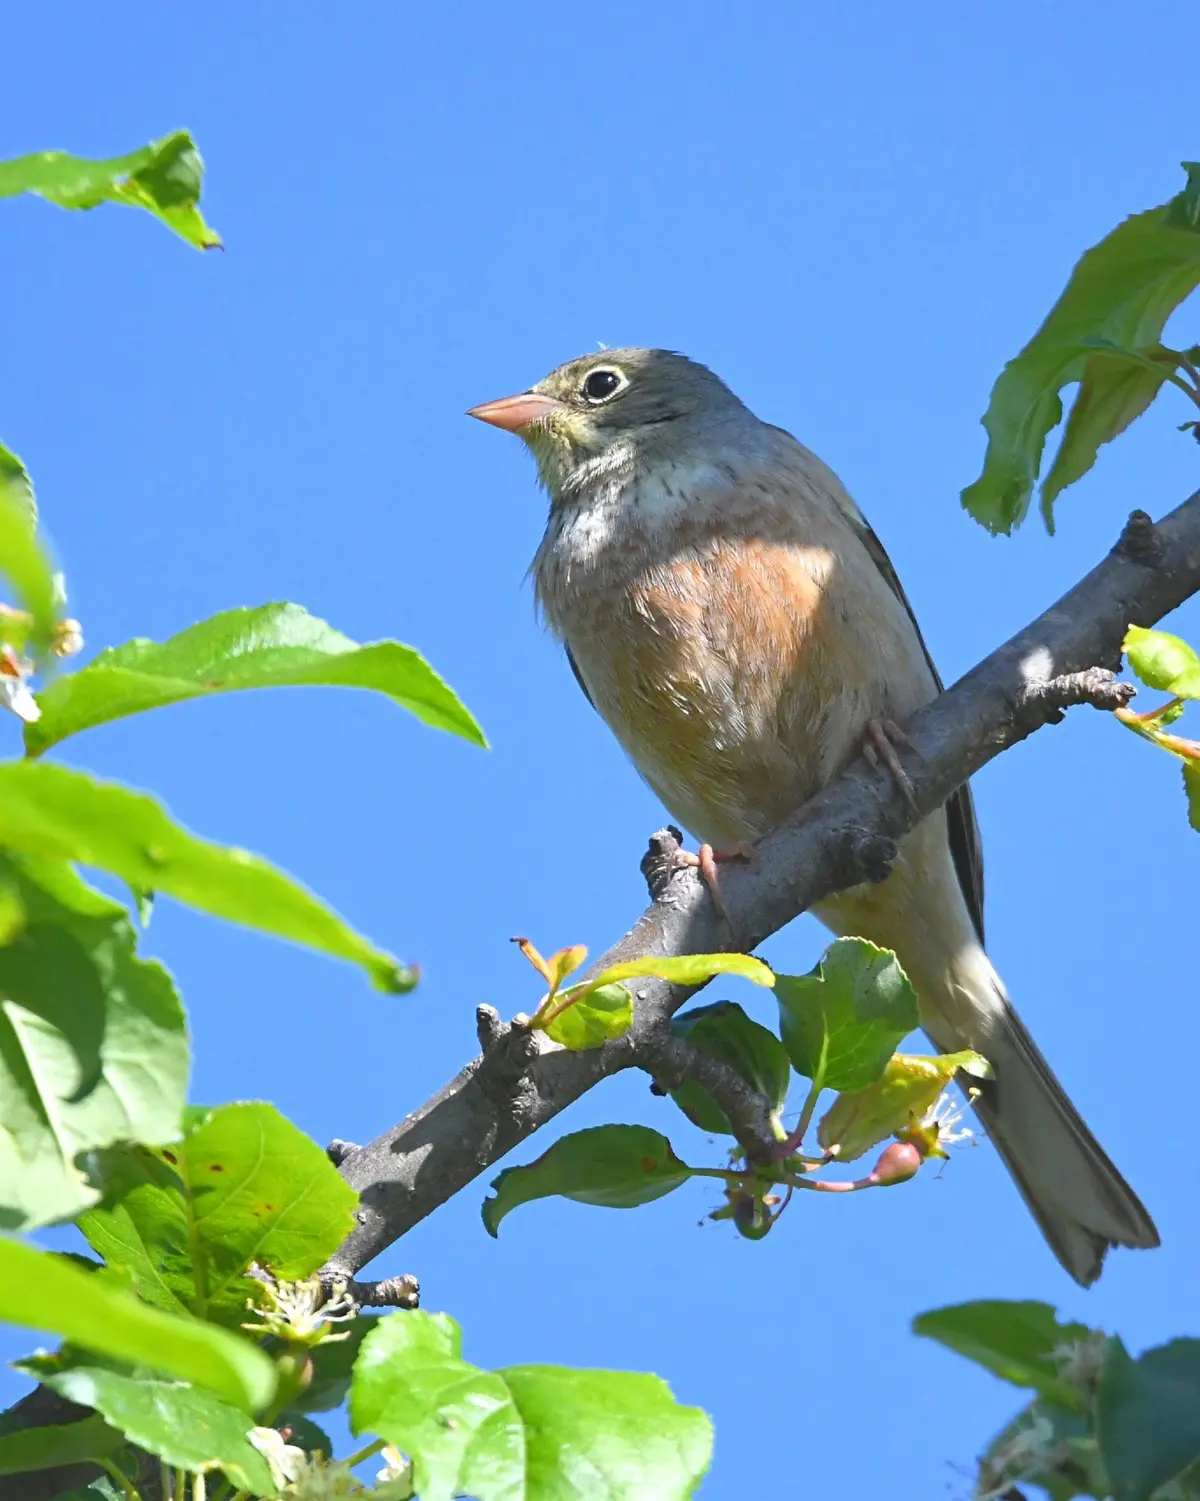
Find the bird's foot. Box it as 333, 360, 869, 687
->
677, 841, 756, 922
861, 716, 920, 814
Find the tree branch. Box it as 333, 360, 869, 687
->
312, 494, 1200, 1275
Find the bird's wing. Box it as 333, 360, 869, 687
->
841, 514, 986, 944
565, 643, 595, 709
763, 422, 986, 942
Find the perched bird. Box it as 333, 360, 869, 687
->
469, 348, 1158, 1285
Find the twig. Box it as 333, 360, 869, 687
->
634, 1028, 780, 1160
340, 1273, 420, 1309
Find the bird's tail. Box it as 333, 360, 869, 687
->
926, 946, 1159, 1286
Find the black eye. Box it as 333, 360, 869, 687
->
582, 368, 623, 403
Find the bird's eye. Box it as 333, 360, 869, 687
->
582, 367, 624, 404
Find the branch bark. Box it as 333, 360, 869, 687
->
324, 496, 1200, 1279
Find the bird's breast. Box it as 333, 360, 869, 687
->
540, 524, 872, 845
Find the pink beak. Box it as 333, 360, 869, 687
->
467, 392, 563, 432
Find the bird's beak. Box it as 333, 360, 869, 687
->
467, 392, 564, 432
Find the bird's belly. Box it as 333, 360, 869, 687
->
563, 546, 862, 847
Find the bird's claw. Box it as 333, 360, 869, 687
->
862, 716, 920, 814
677, 841, 755, 922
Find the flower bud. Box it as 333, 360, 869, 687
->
870, 1140, 922, 1186
733, 1191, 777, 1239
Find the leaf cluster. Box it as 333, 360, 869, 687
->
918, 1300, 1200, 1500
483, 937, 989, 1240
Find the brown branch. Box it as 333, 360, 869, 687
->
328, 500, 1200, 1268
636, 1021, 781, 1159
322, 495, 1200, 1280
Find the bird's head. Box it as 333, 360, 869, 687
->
468, 348, 747, 496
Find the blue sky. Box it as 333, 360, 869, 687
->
2, 5, 1198, 1495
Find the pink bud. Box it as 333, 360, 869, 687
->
871, 1141, 922, 1186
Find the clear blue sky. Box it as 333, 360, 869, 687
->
2, 6, 1198, 1496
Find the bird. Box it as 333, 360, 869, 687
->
468, 347, 1158, 1286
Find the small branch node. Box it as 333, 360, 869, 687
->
477, 1017, 542, 1102
1036, 667, 1136, 718
840, 826, 898, 885
476, 1004, 509, 1052
1115, 509, 1162, 567
325, 1139, 359, 1167
337, 1272, 420, 1309
640, 825, 695, 899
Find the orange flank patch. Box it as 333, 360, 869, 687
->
579, 536, 847, 842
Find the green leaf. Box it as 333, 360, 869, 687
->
1040, 343, 1178, 511
350, 1309, 712, 1501
0, 852, 187, 1230
1123, 625, 1200, 698
482, 1125, 694, 1238
1184, 762, 1200, 833
500, 1367, 710, 1500
577, 951, 774, 995
79, 1101, 358, 1328
0, 761, 413, 993
26, 601, 487, 755
535, 952, 772, 1052
668, 1001, 791, 1135
817, 1049, 988, 1162
0, 456, 57, 657
1166, 162, 1200, 231
19, 1354, 273, 1489
1096, 1338, 1200, 1501
0, 440, 36, 528
0, 131, 220, 250
913, 1300, 1094, 1412
775, 937, 918, 1092
0, 1237, 275, 1411
0, 1412, 124, 1474
350, 1310, 514, 1501
961, 164, 1200, 534
541, 982, 633, 1049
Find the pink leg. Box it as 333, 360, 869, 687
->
861, 716, 919, 813
678, 841, 755, 921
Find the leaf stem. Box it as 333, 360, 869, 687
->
1165, 367, 1200, 411
1115, 705, 1200, 760
1127, 694, 1183, 724
1176, 347, 1200, 396
774, 1169, 877, 1194
532, 984, 582, 1029
1146, 346, 1200, 409
100, 1458, 142, 1501
775, 1079, 823, 1159
685, 1165, 746, 1183
342, 1435, 387, 1468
